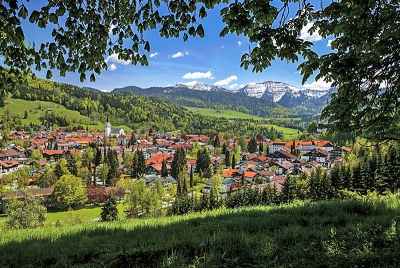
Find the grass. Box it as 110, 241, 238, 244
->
1, 196, 400, 267
0, 97, 132, 132
184, 106, 299, 138
184, 106, 263, 120
45, 204, 127, 226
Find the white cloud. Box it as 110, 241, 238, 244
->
300, 22, 322, 42
109, 64, 117, 71
303, 79, 332, 90
228, 83, 238, 89
221, 45, 225, 49
327, 39, 333, 47
185, 51, 189, 55
172, 52, 184, 58
214, 75, 238, 86
238, 41, 242, 46
150, 52, 159, 58
105, 53, 131, 65
180, 80, 198, 87
108, 24, 116, 35
239, 84, 246, 88
182, 71, 213, 80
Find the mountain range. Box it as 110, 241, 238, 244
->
111, 81, 335, 116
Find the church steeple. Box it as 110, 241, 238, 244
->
105, 115, 111, 138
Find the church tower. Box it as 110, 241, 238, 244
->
105, 115, 111, 137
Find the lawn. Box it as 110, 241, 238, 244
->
184, 106, 263, 120
0, 97, 132, 132
1, 197, 400, 267
45, 204, 127, 226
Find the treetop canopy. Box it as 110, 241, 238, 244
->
1, 0, 399, 141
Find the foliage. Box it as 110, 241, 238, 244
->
52, 174, 88, 211
3, 197, 400, 267
5, 190, 46, 229
101, 193, 119, 222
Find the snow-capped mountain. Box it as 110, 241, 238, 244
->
175, 82, 228, 92
237, 81, 329, 103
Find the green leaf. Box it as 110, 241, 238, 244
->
90, 73, 96, 82
219, 27, 229, 37
29, 10, 40, 23
46, 70, 52, 79
196, 24, 204, 37
18, 5, 28, 19
144, 41, 150, 52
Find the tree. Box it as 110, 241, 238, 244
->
213, 135, 220, 148
171, 147, 186, 180
52, 174, 88, 210
101, 193, 119, 222
195, 148, 210, 176
5, 190, 47, 229
161, 159, 168, 177
247, 137, 258, 153
105, 149, 120, 186
4, 1, 399, 141
54, 158, 70, 179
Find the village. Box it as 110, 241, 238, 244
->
0, 116, 352, 214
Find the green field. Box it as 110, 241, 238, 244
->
185, 106, 299, 138
0, 97, 132, 132
184, 106, 263, 120
1, 197, 400, 267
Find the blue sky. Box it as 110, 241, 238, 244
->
8, 1, 334, 92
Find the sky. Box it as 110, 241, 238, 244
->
8, 1, 334, 92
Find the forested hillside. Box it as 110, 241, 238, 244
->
112, 86, 291, 118
1, 77, 290, 138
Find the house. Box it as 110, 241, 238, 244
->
0, 160, 20, 174
269, 141, 290, 153
269, 150, 297, 162
301, 148, 330, 164
329, 146, 351, 159
0, 149, 19, 160
145, 163, 171, 176
275, 161, 294, 175
1, 188, 53, 214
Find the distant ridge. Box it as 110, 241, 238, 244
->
110, 81, 335, 116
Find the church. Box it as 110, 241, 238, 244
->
104, 116, 126, 138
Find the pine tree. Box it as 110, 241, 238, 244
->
231, 154, 236, 169
137, 150, 146, 178
106, 150, 119, 186
161, 159, 168, 177
222, 143, 227, 155
213, 135, 220, 148
131, 150, 139, 178
225, 149, 230, 167
247, 137, 258, 153
101, 193, 119, 222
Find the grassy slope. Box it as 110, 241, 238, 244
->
1, 197, 400, 267
185, 106, 299, 138
184, 106, 263, 120
0, 97, 132, 132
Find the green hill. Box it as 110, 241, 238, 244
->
0, 76, 301, 139
1, 197, 399, 267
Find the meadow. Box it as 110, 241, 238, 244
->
0, 97, 132, 132
184, 106, 299, 139
1, 196, 400, 267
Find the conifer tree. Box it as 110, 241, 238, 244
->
231, 154, 236, 169
225, 149, 230, 167
213, 135, 220, 148
131, 150, 139, 178
161, 159, 168, 177
247, 137, 258, 153
222, 143, 227, 155
137, 150, 146, 178
101, 193, 119, 222
106, 150, 119, 186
